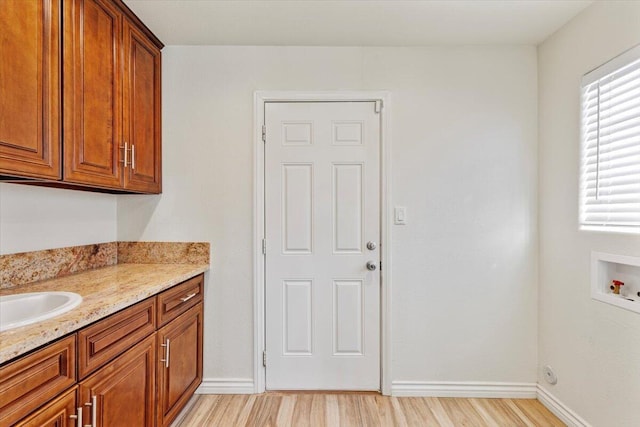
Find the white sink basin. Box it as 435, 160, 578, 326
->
0, 292, 82, 332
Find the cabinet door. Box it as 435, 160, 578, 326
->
157, 303, 203, 427
0, 0, 60, 179
63, 0, 123, 188
79, 334, 156, 427
14, 386, 79, 427
123, 20, 162, 193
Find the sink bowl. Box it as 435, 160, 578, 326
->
0, 292, 82, 332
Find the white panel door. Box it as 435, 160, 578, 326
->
265, 102, 380, 390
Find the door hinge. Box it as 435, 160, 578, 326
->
262, 351, 267, 367
374, 100, 382, 113
262, 239, 266, 255
262, 125, 266, 143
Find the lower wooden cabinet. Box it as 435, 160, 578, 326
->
157, 302, 203, 427
14, 387, 79, 427
79, 333, 156, 427
0, 274, 204, 426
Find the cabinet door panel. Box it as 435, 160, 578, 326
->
157, 303, 203, 427
0, 0, 60, 179
63, 0, 122, 188
123, 21, 161, 193
79, 334, 155, 427
14, 386, 78, 427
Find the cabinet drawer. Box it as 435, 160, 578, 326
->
0, 335, 76, 426
78, 298, 155, 379
157, 274, 203, 327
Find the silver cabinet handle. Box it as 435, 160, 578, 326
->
366, 261, 377, 271
92, 395, 97, 427
84, 395, 97, 427
120, 142, 129, 167
161, 338, 170, 368
70, 407, 82, 427
180, 293, 197, 302
131, 144, 136, 170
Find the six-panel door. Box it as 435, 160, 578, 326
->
265, 101, 381, 390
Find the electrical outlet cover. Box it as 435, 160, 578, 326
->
543, 365, 558, 385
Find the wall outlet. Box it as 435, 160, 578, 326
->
543, 365, 558, 385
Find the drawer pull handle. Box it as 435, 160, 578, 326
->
70, 407, 82, 427
161, 338, 170, 368
180, 293, 197, 302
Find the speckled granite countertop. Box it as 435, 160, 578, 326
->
0, 263, 208, 365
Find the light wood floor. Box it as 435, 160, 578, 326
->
177, 393, 565, 426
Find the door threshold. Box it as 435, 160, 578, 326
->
265, 390, 382, 395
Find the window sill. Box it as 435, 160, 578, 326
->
580, 225, 640, 235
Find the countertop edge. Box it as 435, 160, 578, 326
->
0, 264, 209, 365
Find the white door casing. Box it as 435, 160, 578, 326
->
264, 101, 381, 390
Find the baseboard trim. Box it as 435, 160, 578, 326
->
170, 394, 199, 427
391, 381, 537, 398
195, 377, 588, 427
536, 385, 591, 427
196, 378, 256, 394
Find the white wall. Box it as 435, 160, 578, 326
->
538, 2, 640, 426
118, 45, 539, 386
0, 183, 117, 255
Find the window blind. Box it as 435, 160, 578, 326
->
580, 44, 640, 232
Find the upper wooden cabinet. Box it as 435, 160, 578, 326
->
0, 0, 61, 179
0, 0, 163, 194
63, 0, 162, 193
63, 0, 124, 188
123, 19, 162, 193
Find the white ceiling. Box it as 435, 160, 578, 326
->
124, 0, 593, 46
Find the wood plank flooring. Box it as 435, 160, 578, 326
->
177, 393, 565, 426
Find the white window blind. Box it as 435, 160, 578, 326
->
580, 44, 640, 233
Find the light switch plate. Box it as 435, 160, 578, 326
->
394, 207, 407, 225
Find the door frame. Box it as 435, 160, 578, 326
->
253, 91, 392, 395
